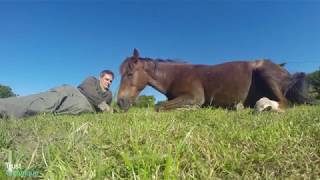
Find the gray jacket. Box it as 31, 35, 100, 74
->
78, 76, 112, 112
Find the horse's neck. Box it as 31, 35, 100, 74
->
147, 62, 180, 95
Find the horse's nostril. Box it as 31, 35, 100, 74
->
117, 98, 131, 111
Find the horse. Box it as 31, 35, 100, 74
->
117, 49, 311, 112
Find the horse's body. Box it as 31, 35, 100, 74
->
154, 61, 283, 108
117, 49, 310, 111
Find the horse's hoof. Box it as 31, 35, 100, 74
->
235, 103, 244, 111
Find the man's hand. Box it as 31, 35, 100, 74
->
104, 104, 114, 113
98, 102, 113, 113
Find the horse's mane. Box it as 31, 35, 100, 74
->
140, 57, 187, 64
120, 57, 188, 75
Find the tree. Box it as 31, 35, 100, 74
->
134, 95, 156, 108
0, 84, 16, 98
307, 69, 320, 99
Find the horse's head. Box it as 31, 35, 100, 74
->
117, 49, 150, 111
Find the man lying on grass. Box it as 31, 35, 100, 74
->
0, 70, 114, 119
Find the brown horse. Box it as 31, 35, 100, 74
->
117, 49, 310, 111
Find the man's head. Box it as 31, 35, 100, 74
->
99, 70, 114, 90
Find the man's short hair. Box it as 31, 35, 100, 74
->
100, 70, 114, 79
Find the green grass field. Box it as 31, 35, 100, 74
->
1, 105, 320, 179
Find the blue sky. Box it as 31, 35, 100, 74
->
0, 1, 319, 102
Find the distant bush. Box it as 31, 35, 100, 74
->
134, 95, 155, 108
307, 68, 320, 99
0, 84, 16, 98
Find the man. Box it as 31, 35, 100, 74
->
78, 70, 114, 112
0, 70, 114, 119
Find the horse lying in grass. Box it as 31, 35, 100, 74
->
117, 49, 312, 112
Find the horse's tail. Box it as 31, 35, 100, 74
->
285, 72, 318, 105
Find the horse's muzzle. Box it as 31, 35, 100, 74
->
117, 98, 130, 112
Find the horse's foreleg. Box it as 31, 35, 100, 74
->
156, 94, 204, 112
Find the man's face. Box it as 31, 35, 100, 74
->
100, 73, 113, 90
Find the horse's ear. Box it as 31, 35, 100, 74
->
131, 48, 140, 63
133, 48, 139, 58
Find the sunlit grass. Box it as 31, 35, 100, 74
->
1, 105, 319, 179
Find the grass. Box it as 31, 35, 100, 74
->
0, 105, 320, 179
